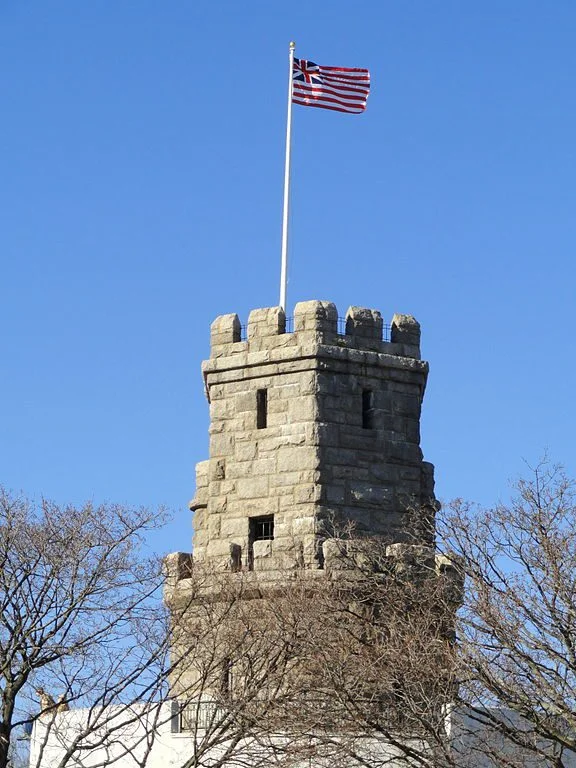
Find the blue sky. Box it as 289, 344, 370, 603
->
1, 1, 575, 554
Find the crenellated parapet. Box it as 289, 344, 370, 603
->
209, 300, 421, 361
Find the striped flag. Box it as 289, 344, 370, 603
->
292, 57, 370, 114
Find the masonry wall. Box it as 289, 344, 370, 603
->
189, 300, 437, 573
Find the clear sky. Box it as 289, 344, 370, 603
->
1, 1, 575, 553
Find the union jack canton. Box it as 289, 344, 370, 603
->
292, 57, 370, 114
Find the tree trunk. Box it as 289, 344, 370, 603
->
0, 722, 12, 768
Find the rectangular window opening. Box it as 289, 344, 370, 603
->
248, 515, 275, 571
362, 389, 374, 430
256, 389, 268, 429
252, 515, 275, 541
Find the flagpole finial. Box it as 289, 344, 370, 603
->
289, 41, 296, 50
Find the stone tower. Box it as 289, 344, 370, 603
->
188, 300, 437, 574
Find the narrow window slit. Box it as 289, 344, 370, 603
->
256, 389, 268, 429
362, 389, 374, 429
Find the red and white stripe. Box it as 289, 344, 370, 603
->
292, 60, 370, 114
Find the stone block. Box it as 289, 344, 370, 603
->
401, 344, 421, 360
324, 447, 358, 466
333, 465, 369, 481
268, 397, 289, 413
294, 485, 321, 504
398, 466, 422, 481
275, 382, 301, 400
163, 552, 194, 585
386, 542, 435, 570
291, 516, 316, 535
253, 539, 273, 560
269, 471, 300, 488
339, 430, 378, 451
205, 540, 244, 571
235, 391, 256, 412
405, 419, 421, 444
315, 374, 338, 394
265, 549, 304, 570
251, 457, 277, 475
349, 482, 393, 507
246, 350, 272, 365
207, 514, 221, 539
267, 411, 288, 427
208, 419, 225, 434
210, 313, 241, 352
287, 397, 318, 422
301, 534, 321, 565
386, 441, 423, 464
271, 535, 300, 553
193, 526, 208, 544
220, 517, 248, 538
323, 539, 349, 570
247, 306, 286, 339
421, 461, 436, 496
195, 460, 209, 486
324, 484, 346, 504
277, 446, 320, 472
297, 372, 318, 394
294, 300, 338, 333
392, 393, 421, 417
345, 306, 383, 342
235, 476, 269, 499
235, 441, 257, 461
211, 495, 227, 514
390, 313, 421, 348
227, 496, 278, 517
210, 433, 235, 457
257, 432, 306, 453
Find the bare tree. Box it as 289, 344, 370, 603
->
308, 464, 576, 767
439, 462, 576, 767
163, 534, 463, 768
7, 483, 457, 768
0, 486, 168, 768
20, 464, 576, 768
269, 539, 462, 768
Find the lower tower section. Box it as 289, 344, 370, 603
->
164, 301, 461, 743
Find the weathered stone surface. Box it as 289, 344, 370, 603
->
386, 543, 436, 575
390, 313, 421, 348
349, 483, 394, 507
189, 461, 209, 510
345, 306, 383, 343
164, 303, 454, 704
163, 552, 193, 585
248, 307, 286, 339
191, 302, 436, 571
293, 300, 337, 334
235, 477, 269, 500
322, 539, 349, 570
210, 313, 241, 349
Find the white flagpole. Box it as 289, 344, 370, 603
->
279, 41, 295, 311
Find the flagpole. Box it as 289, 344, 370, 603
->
279, 41, 295, 311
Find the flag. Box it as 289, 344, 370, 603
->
292, 57, 370, 114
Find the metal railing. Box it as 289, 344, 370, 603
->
240, 317, 391, 342
180, 699, 226, 731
